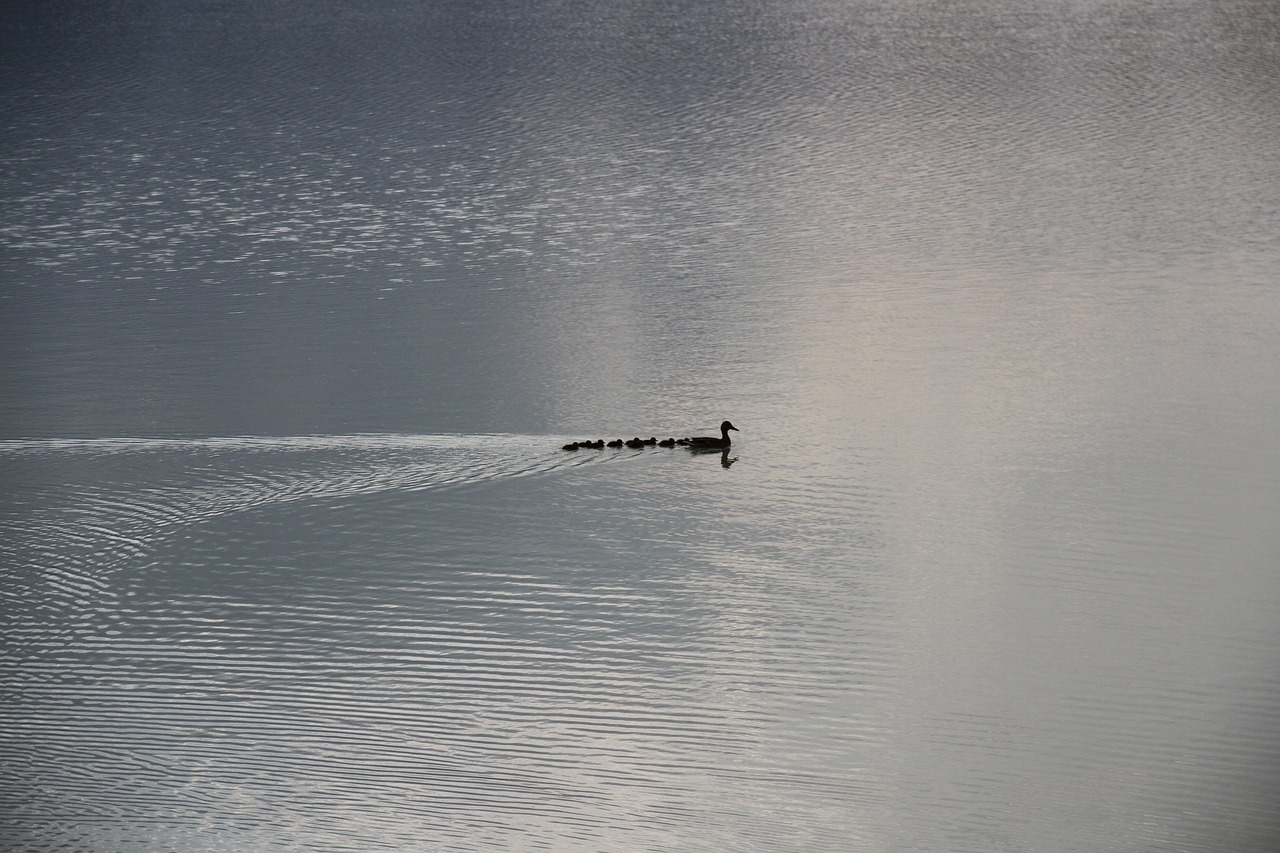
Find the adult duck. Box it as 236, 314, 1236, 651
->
683, 420, 738, 449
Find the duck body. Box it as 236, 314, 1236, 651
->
657, 438, 676, 447
682, 420, 738, 449
606, 439, 623, 448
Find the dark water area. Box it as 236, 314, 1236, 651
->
3, 2, 1280, 851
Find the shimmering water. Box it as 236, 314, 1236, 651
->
3, 2, 1280, 851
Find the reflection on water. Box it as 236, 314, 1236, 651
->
3, 1, 1280, 851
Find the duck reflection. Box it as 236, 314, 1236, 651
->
687, 444, 737, 467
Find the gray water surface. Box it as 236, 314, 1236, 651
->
3, 2, 1279, 851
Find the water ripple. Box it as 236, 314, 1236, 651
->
0, 433, 612, 635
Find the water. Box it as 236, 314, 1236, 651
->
3, 2, 1279, 850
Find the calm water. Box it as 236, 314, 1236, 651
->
3, 2, 1280, 851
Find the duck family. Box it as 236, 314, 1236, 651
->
562, 421, 738, 451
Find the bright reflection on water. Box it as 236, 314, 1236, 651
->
3, 1, 1280, 851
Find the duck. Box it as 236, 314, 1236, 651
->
682, 420, 738, 449
624, 437, 646, 449
657, 437, 676, 447
562, 442, 579, 451
585, 439, 604, 449
645, 437, 657, 446
606, 439, 624, 448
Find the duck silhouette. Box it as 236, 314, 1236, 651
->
624, 437, 646, 449
657, 438, 676, 447
606, 439, 624, 448
682, 420, 738, 449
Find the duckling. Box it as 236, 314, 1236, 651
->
624, 437, 645, 449
562, 442, 579, 451
586, 439, 605, 449
645, 437, 657, 446
657, 438, 676, 447
606, 439, 623, 448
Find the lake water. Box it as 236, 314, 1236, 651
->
3, 2, 1279, 850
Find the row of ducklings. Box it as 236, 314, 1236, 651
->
563, 436, 684, 451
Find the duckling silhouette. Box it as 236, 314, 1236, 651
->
657, 438, 675, 447
645, 437, 657, 446
624, 437, 646, 449
606, 439, 623, 448
562, 442, 579, 451
682, 420, 738, 449
586, 439, 604, 449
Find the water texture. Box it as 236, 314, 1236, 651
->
3, 1, 1279, 851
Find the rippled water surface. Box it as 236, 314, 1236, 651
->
3, 2, 1280, 851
